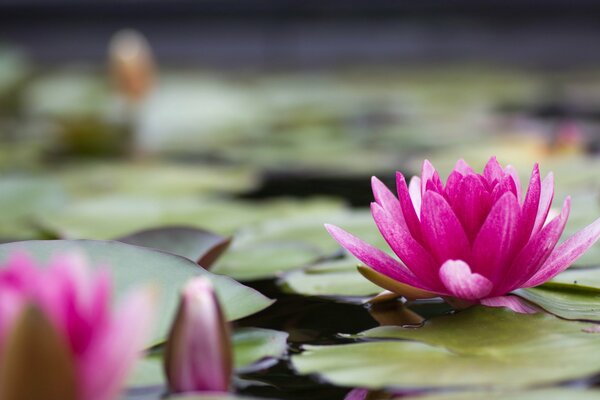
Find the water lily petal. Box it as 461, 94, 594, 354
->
82, 287, 154, 400
519, 164, 541, 243
324, 224, 425, 289
371, 176, 406, 229
396, 172, 423, 241
483, 156, 505, 186
500, 197, 570, 293
480, 295, 539, 314
452, 173, 492, 242
421, 159, 443, 194
420, 190, 471, 263
524, 214, 600, 287
439, 260, 493, 300
532, 172, 555, 235
371, 203, 443, 290
504, 165, 522, 203
408, 176, 422, 216
358, 266, 439, 299
454, 158, 474, 175
471, 192, 521, 282
490, 174, 519, 203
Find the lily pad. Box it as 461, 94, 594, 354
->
116, 226, 231, 268
128, 328, 288, 387
212, 241, 321, 281
40, 195, 343, 240
280, 257, 380, 298
516, 283, 600, 321
292, 307, 600, 390
233, 328, 289, 372
405, 388, 600, 400
0, 240, 274, 344
0, 177, 66, 238
212, 210, 388, 281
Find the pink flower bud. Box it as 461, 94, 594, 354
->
164, 277, 232, 393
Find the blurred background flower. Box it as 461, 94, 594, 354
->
0, 251, 154, 400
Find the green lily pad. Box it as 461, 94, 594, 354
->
128, 328, 288, 387
40, 195, 343, 240
0, 240, 274, 345
212, 241, 321, 281
232, 328, 289, 372
552, 266, 600, 288
406, 388, 600, 400
212, 210, 388, 281
515, 283, 600, 321
56, 162, 257, 198
292, 307, 600, 390
0, 177, 66, 238
116, 226, 231, 268
280, 257, 380, 298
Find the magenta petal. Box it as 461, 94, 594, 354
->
452, 173, 492, 241
371, 203, 443, 290
371, 176, 406, 229
396, 172, 423, 241
439, 260, 493, 300
421, 160, 444, 194
324, 224, 426, 289
444, 170, 464, 205
483, 156, 504, 185
480, 295, 539, 314
471, 192, 521, 282
532, 172, 555, 235
504, 165, 523, 203
408, 176, 422, 216
490, 174, 518, 203
500, 197, 570, 293
454, 158, 474, 175
519, 163, 541, 238
524, 213, 600, 287
420, 190, 471, 263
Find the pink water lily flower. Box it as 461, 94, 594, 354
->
326, 157, 600, 313
0, 251, 154, 400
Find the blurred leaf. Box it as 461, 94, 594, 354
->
403, 388, 600, 400
117, 226, 231, 268
0, 240, 274, 345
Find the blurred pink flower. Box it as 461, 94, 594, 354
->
164, 276, 232, 394
326, 157, 600, 312
0, 251, 153, 400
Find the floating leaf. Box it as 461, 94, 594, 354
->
406, 388, 600, 400
516, 283, 600, 321
212, 211, 388, 281
40, 195, 343, 240
0, 240, 274, 344
213, 241, 321, 281
117, 226, 231, 268
280, 257, 380, 298
292, 307, 600, 390
0, 177, 65, 238
233, 328, 289, 372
